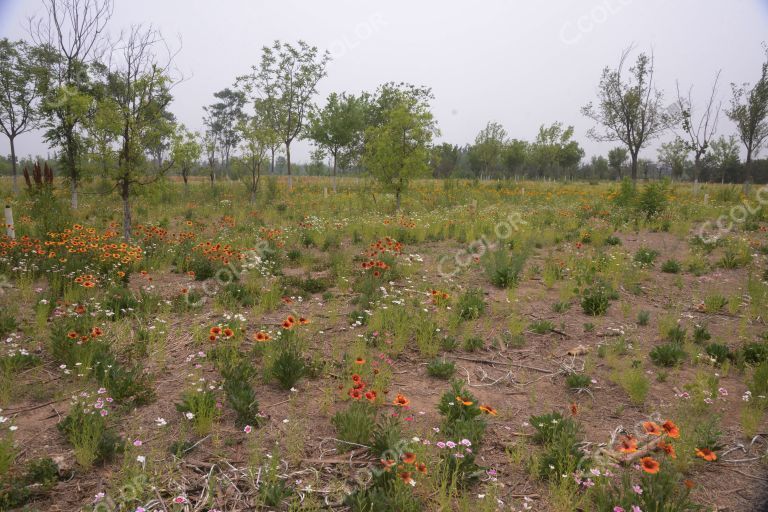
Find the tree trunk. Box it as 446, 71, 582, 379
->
270, 147, 275, 174
395, 190, 401, 210
332, 154, 337, 194
744, 149, 753, 193
630, 151, 639, 181
9, 137, 18, 195
286, 143, 292, 191
121, 179, 131, 242
70, 178, 78, 209
183, 170, 189, 193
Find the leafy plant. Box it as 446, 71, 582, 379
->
650, 343, 686, 367
332, 401, 376, 448
634, 247, 659, 266
661, 258, 682, 273
427, 358, 456, 379
457, 288, 485, 320
566, 373, 591, 390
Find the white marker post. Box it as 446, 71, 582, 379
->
4, 206, 14, 240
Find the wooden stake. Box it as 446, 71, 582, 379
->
4, 206, 14, 240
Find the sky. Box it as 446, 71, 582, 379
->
1, 0, 767, 165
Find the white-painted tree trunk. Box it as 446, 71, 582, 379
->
4, 206, 15, 240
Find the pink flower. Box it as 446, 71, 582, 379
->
244, 425, 252, 434
100, 409, 108, 416
133, 440, 143, 447
172, 495, 187, 504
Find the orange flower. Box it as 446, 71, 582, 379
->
364, 391, 377, 401
399, 471, 415, 486
479, 405, 498, 416
82, 281, 95, 288
381, 459, 396, 471
662, 420, 680, 438
658, 440, 676, 459
209, 335, 217, 342
643, 421, 662, 436
254, 331, 271, 342
415, 462, 427, 474
223, 328, 234, 338
684, 479, 695, 489
90, 327, 103, 338
456, 395, 473, 406
695, 448, 717, 461
282, 296, 293, 304
299, 317, 310, 325
210, 326, 222, 336
393, 394, 410, 407
67, 331, 78, 339
74, 305, 86, 315
640, 456, 660, 474
351, 373, 362, 383
618, 436, 638, 453
281, 320, 293, 329
401, 452, 416, 464
354, 357, 366, 365
349, 389, 362, 400
570, 403, 578, 416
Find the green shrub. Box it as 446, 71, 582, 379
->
634, 247, 659, 267
637, 310, 650, 326
176, 389, 218, 435
457, 288, 485, 320
426, 358, 456, 379
661, 259, 682, 273
692, 324, 711, 344
482, 246, 527, 288
565, 373, 591, 390
743, 343, 768, 365
650, 343, 686, 367
529, 319, 554, 334
332, 401, 376, 448
581, 281, 613, 316
58, 404, 122, 468
271, 346, 305, 390
705, 343, 731, 366
222, 362, 261, 427
462, 336, 484, 352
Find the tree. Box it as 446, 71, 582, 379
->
171, 124, 200, 192
582, 47, 676, 180
469, 121, 507, 178
676, 72, 721, 185
529, 122, 583, 179
726, 46, 768, 185
586, 155, 610, 180
501, 139, 528, 177
202, 130, 217, 186
363, 94, 437, 210
237, 101, 274, 203
308, 92, 366, 192
607, 147, 628, 179
84, 94, 120, 177
430, 143, 460, 178
0, 39, 45, 194
99, 25, 178, 240
657, 138, 690, 180
203, 87, 245, 180
239, 40, 329, 190
705, 135, 741, 183
30, 0, 113, 208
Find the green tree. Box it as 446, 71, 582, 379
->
363, 96, 437, 210
237, 101, 275, 203
529, 122, 583, 179
171, 124, 201, 192
203, 87, 245, 180
0, 39, 45, 194
30, 0, 113, 208
84, 96, 121, 177
608, 147, 628, 179
704, 135, 741, 183
726, 45, 768, 185
430, 143, 461, 178
582, 48, 676, 180
501, 139, 528, 177
239, 40, 329, 190
100, 26, 177, 240
308, 92, 366, 192
469, 121, 507, 177
657, 137, 690, 180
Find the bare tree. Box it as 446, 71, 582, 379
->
726, 45, 768, 187
29, 0, 113, 209
676, 71, 721, 186
582, 47, 676, 180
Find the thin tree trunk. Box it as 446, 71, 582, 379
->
630, 152, 639, 181
9, 138, 18, 195
395, 190, 401, 210
270, 147, 275, 174
286, 143, 292, 191
332, 154, 337, 194
70, 178, 78, 209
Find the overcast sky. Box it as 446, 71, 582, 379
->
1, 0, 767, 164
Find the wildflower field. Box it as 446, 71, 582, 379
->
1, 176, 767, 511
